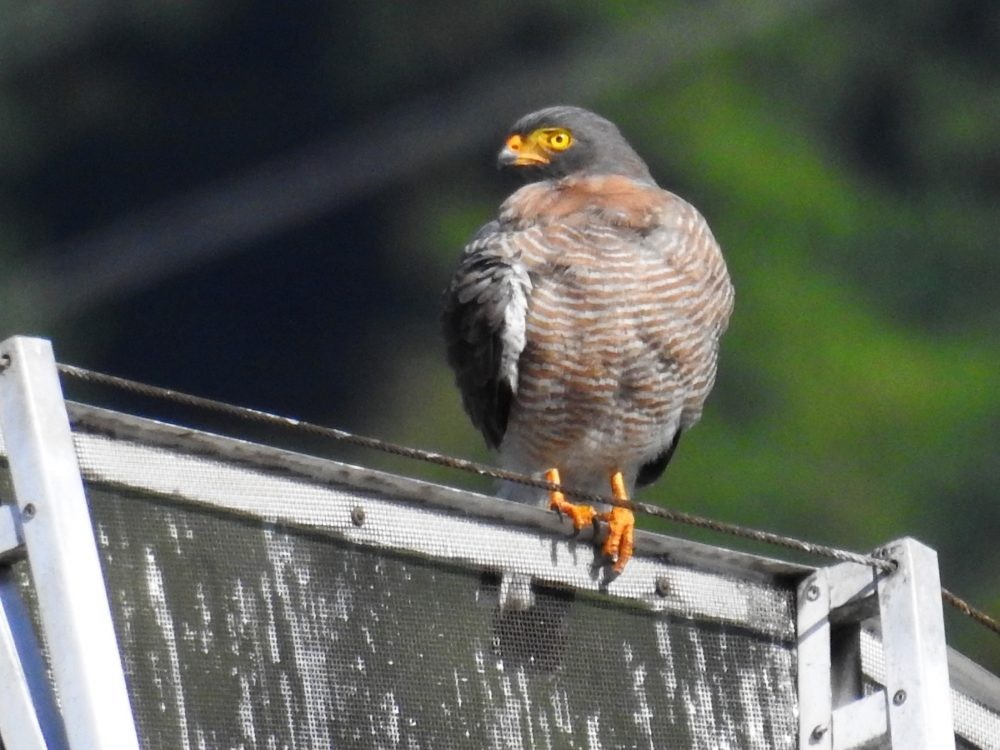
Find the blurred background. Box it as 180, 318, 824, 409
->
1, 0, 997, 670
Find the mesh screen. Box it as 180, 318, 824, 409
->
860, 630, 1000, 750
3, 409, 993, 748
89, 485, 797, 749
67, 428, 798, 641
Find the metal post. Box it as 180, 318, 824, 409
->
797, 561, 880, 749
0, 336, 140, 749
0, 500, 50, 750
875, 538, 954, 749
797, 537, 956, 750
0, 564, 68, 750
797, 567, 835, 748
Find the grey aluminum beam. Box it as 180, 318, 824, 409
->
0, 336, 139, 749
797, 537, 958, 749
876, 538, 954, 749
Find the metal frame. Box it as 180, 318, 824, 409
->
56, 405, 800, 638
0, 565, 66, 750
0, 334, 994, 748
64, 399, 809, 583
0, 336, 140, 750
797, 537, 955, 749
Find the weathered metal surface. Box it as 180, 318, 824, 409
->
873, 539, 954, 749
0, 336, 139, 749
0, 565, 52, 750
90, 485, 798, 749
66, 401, 811, 581
861, 629, 1000, 750
69, 424, 797, 642
57, 403, 805, 747
1, 395, 998, 748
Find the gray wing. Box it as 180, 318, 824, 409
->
441, 221, 532, 449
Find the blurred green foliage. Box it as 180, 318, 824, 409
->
1, 0, 997, 672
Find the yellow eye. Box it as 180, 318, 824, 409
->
546, 129, 573, 151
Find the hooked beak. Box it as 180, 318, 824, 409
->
497, 133, 550, 168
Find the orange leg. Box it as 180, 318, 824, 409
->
546, 468, 635, 574
546, 468, 596, 529
597, 471, 635, 573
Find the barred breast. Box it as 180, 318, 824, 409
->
496, 175, 733, 493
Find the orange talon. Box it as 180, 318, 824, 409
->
599, 471, 635, 572
599, 506, 635, 572
546, 468, 597, 530
546, 468, 634, 571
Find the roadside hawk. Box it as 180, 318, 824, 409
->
442, 105, 733, 605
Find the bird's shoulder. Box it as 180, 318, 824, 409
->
497, 174, 683, 231
490, 176, 727, 286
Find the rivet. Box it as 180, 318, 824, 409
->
655, 577, 671, 597
350, 506, 366, 527
805, 584, 820, 601
22, 503, 36, 520
892, 689, 906, 706
810, 723, 828, 740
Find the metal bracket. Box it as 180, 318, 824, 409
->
0, 336, 140, 749
796, 537, 954, 749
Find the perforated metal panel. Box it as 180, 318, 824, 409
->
860, 629, 1000, 750
3, 400, 1000, 749
62, 407, 801, 749
87, 485, 797, 749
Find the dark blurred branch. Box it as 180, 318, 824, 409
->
7, 0, 834, 326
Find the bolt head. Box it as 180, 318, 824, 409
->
810, 723, 828, 740
805, 584, 820, 601
654, 577, 671, 597
22, 503, 35, 520
892, 689, 907, 706
350, 506, 366, 527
